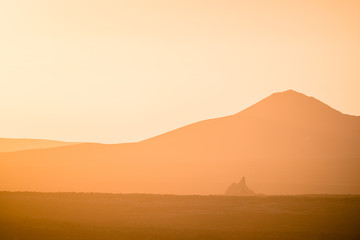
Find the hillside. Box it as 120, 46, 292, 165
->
1, 90, 359, 194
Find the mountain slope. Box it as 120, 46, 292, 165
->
1, 90, 359, 194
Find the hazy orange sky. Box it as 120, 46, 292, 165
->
1, 0, 359, 143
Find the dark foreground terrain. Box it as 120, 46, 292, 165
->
0, 192, 359, 240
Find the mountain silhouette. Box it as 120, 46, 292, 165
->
1, 90, 359, 195
225, 177, 255, 196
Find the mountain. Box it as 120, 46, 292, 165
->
0, 90, 359, 195
0, 138, 78, 152
225, 177, 255, 196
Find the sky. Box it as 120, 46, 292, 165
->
1, 0, 359, 143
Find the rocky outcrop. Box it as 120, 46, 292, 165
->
225, 177, 255, 196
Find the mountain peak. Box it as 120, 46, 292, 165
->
279, 89, 302, 95
270, 89, 312, 100
240, 89, 342, 123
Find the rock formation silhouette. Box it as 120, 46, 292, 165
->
225, 177, 255, 196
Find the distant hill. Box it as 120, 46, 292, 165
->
1, 90, 359, 195
0, 138, 77, 152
